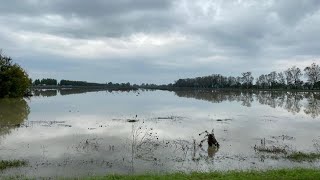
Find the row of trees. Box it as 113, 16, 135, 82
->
256, 64, 320, 89
0, 51, 31, 98
172, 63, 320, 90
59, 80, 104, 86
33, 78, 58, 86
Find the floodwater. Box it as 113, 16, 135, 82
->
0, 89, 320, 178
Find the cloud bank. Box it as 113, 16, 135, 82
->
0, 0, 319, 83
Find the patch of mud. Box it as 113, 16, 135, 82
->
155, 116, 185, 121
215, 118, 232, 122
156, 116, 183, 120
111, 118, 140, 123
271, 135, 295, 141
127, 119, 139, 123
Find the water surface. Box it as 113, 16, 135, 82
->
0, 89, 319, 178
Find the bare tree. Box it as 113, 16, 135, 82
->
241, 72, 254, 89
277, 72, 286, 87
256, 74, 267, 89
284, 69, 293, 86
268, 71, 277, 88
285, 66, 302, 88
304, 63, 320, 88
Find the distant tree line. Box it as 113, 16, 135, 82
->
33, 79, 135, 89
59, 80, 104, 86
31, 62, 320, 91
170, 63, 320, 90
33, 78, 57, 86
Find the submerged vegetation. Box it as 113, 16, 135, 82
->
253, 138, 320, 162
0, 160, 27, 170
254, 145, 287, 154
286, 152, 320, 162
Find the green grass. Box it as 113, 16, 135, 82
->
1, 168, 319, 179
287, 152, 320, 162
0, 160, 27, 170
79, 169, 320, 180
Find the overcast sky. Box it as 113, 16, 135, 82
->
0, 0, 319, 84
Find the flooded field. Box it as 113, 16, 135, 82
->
0, 89, 320, 178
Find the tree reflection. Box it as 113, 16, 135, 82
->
304, 93, 320, 118
0, 98, 30, 136
33, 89, 58, 97
174, 90, 320, 118
284, 92, 304, 114
32, 88, 137, 96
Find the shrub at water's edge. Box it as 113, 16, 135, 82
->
0, 50, 31, 98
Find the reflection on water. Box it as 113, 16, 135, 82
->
0, 90, 319, 178
175, 90, 320, 118
33, 89, 58, 97
0, 98, 30, 136
33, 89, 320, 118
33, 88, 136, 97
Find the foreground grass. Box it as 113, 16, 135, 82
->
81, 169, 320, 180
287, 152, 320, 162
0, 160, 27, 170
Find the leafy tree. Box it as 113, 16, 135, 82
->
40, 78, 57, 85
33, 79, 41, 86
0, 51, 31, 98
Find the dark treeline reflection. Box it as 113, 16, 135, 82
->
33, 88, 137, 97
33, 89, 58, 97
175, 90, 320, 118
0, 98, 30, 136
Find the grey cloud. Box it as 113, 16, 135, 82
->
0, 0, 179, 38
272, 0, 320, 25
0, 0, 320, 83
0, 0, 173, 16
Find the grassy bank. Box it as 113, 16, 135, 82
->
1, 168, 319, 179
82, 169, 320, 180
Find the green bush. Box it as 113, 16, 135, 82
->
0, 51, 31, 98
